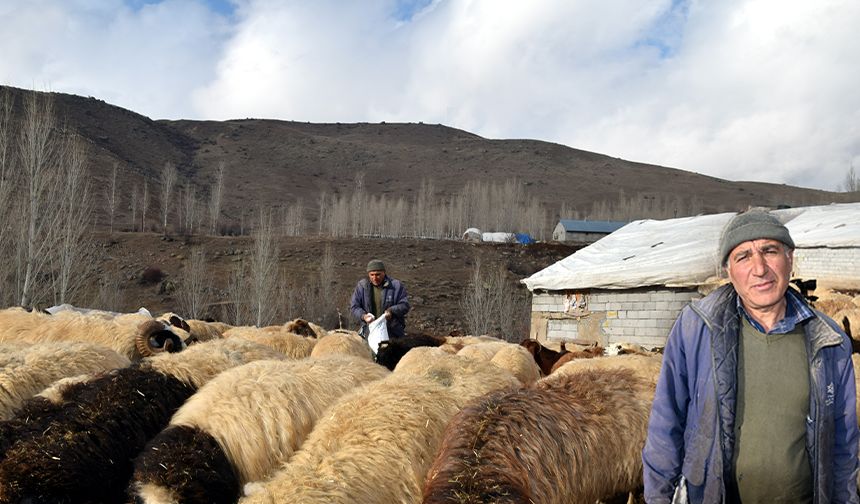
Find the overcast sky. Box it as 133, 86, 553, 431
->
2, 0, 858, 191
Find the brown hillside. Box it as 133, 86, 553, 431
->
2, 85, 854, 233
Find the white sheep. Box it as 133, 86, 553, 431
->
0, 338, 286, 504
0, 341, 130, 420
131, 355, 390, 504
240, 349, 520, 504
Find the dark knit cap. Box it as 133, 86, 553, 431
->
719, 210, 795, 265
366, 259, 386, 272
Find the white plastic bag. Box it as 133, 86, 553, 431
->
366, 316, 389, 354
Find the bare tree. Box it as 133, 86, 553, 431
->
460, 257, 530, 341
175, 247, 211, 319
248, 210, 280, 326
842, 163, 858, 192
208, 161, 225, 235
159, 161, 178, 234
105, 163, 118, 234
180, 183, 198, 235
0, 87, 16, 304
17, 91, 65, 307
141, 179, 149, 232
226, 262, 249, 326
50, 133, 95, 305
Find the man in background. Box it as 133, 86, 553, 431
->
350, 259, 410, 338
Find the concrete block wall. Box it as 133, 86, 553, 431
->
794, 248, 860, 284
532, 287, 701, 349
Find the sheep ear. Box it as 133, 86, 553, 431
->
169, 315, 191, 333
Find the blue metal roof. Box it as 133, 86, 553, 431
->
557, 219, 628, 234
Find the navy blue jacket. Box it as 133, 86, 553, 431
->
642, 284, 859, 503
349, 275, 410, 338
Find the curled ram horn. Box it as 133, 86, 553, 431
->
136, 320, 184, 358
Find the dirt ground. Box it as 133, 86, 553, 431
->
86, 231, 580, 338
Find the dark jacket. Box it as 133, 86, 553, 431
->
349, 275, 410, 338
642, 284, 859, 504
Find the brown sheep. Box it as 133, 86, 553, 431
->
422, 366, 653, 504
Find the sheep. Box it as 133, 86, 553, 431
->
834, 307, 860, 350
548, 353, 664, 388
131, 356, 390, 504
0, 306, 186, 360
283, 318, 327, 338
812, 291, 856, 319
309, 329, 373, 360
489, 344, 541, 385
549, 345, 606, 374
423, 365, 655, 504
157, 312, 226, 344
0, 338, 285, 504
519, 338, 569, 375
0, 341, 130, 420
240, 349, 521, 504
375, 334, 447, 371
224, 326, 317, 359
456, 340, 509, 361
394, 346, 523, 395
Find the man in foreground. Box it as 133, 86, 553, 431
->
642, 210, 859, 503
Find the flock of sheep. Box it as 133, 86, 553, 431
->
0, 288, 857, 504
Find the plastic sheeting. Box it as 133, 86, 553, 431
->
523, 203, 860, 292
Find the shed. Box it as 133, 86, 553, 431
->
462, 228, 482, 243
552, 219, 628, 243
524, 203, 860, 349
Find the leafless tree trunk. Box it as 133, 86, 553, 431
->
459, 257, 530, 341
226, 263, 249, 326
180, 183, 197, 235
51, 133, 94, 305
17, 91, 64, 307
159, 161, 178, 234
208, 161, 224, 235
105, 163, 118, 234
141, 179, 149, 232
175, 247, 211, 319
0, 87, 16, 304
843, 163, 858, 192
129, 182, 139, 232
248, 210, 280, 326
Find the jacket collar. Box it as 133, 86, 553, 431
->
692, 284, 844, 355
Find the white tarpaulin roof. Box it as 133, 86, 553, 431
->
523, 203, 860, 292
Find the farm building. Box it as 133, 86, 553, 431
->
551, 219, 628, 243
524, 203, 860, 349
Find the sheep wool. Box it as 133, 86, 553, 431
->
423, 367, 653, 504
309, 329, 372, 360
239, 374, 460, 504
132, 356, 390, 504
489, 344, 541, 385
241, 352, 520, 504
0, 341, 130, 420
456, 340, 509, 361
394, 346, 522, 399
224, 326, 317, 359
0, 307, 182, 360
0, 338, 285, 504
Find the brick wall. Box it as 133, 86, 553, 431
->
794, 248, 860, 284
530, 287, 700, 349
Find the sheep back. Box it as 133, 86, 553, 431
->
423, 367, 653, 504
132, 356, 390, 504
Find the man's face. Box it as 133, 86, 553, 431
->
368, 270, 385, 287
726, 239, 793, 313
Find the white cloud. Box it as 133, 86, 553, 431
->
2, 0, 859, 190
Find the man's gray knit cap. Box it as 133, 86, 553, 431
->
719, 210, 795, 265
366, 259, 386, 272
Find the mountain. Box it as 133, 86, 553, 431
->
2, 85, 853, 234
